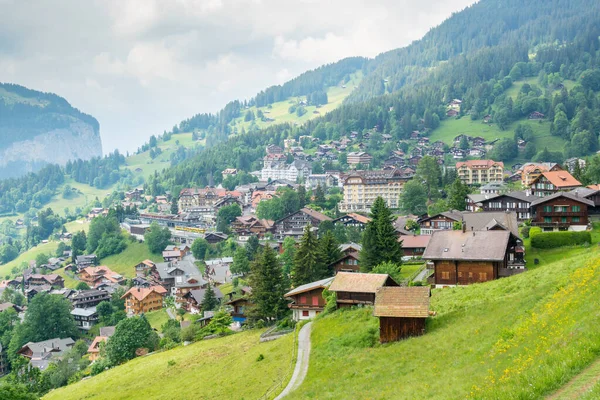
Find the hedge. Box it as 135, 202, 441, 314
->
530, 231, 592, 249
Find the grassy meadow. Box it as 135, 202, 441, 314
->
43, 329, 295, 400
0, 241, 59, 278
288, 248, 600, 399
144, 309, 171, 331
229, 71, 363, 132
99, 241, 163, 278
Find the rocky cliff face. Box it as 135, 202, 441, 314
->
0, 119, 102, 178
0, 82, 103, 178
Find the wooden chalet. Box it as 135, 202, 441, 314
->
231, 215, 274, 238
479, 191, 539, 221
423, 230, 522, 288
339, 243, 362, 256
78, 266, 125, 288
226, 297, 251, 323
134, 259, 156, 276
374, 287, 431, 343
273, 207, 332, 240
284, 277, 334, 321
332, 213, 371, 229
25, 274, 64, 289
571, 187, 600, 213
419, 211, 463, 235
121, 285, 167, 315
204, 232, 228, 244
398, 235, 431, 257
530, 192, 593, 231
529, 171, 581, 197
328, 272, 399, 308
329, 252, 360, 273
183, 287, 224, 314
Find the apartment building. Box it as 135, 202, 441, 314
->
456, 160, 504, 185
339, 168, 413, 213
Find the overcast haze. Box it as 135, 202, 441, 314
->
0, 0, 475, 153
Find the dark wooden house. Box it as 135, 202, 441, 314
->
332, 213, 371, 229
374, 286, 431, 343
418, 211, 463, 235
399, 235, 431, 257
204, 232, 228, 244
273, 207, 332, 240
423, 229, 523, 288
479, 191, 539, 221
328, 252, 360, 273
529, 171, 581, 197
284, 277, 334, 321
328, 272, 399, 308
530, 192, 593, 232
226, 297, 251, 323
571, 187, 600, 214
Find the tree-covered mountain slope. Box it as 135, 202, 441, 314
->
0, 83, 102, 178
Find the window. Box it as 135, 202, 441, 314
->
573, 217, 580, 223
554, 206, 568, 212
312, 296, 319, 306
302, 310, 309, 317
299, 296, 307, 304
544, 217, 552, 223
561, 217, 567, 223
479, 272, 488, 280
572, 206, 581, 212
441, 271, 450, 280
543, 206, 552, 212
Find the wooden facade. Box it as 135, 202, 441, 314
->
329, 272, 399, 308
122, 286, 166, 315
433, 260, 501, 286
419, 212, 462, 235
480, 192, 538, 221
273, 208, 332, 240
379, 317, 426, 343
531, 193, 592, 231
284, 278, 333, 321
329, 252, 360, 273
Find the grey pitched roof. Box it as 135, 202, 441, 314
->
284, 277, 334, 298
420, 210, 463, 223
530, 192, 594, 207
188, 287, 224, 304
570, 187, 600, 198
461, 211, 520, 238
423, 230, 510, 261
480, 190, 539, 203
156, 260, 206, 288
70, 307, 97, 317
99, 326, 116, 337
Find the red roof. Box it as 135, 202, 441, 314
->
538, 171, 581, 188
122, 285, 167, 301
398, 235, 431, 249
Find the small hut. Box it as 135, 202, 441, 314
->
373, 286, 431, 343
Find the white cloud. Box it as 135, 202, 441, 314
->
0, 0, 476, 152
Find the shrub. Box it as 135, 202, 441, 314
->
530, 231, 591, 249
522, 226, 531, 239
529, 227, 542, 237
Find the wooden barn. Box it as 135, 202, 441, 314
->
373, 286, 431, 343
328, 272, 398, 308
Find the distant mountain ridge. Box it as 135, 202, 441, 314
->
0, 83, 102, 178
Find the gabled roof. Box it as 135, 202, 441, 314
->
534, 171, 581, 188
374, 287, 431, 318
284, 277, 334, 298
398, 235, 431, 248
186, 287, 224, 304
530, 192, 594, 207
329, 272, 397, 294
122, 285, 167, 301
419, 210, 463, 223
87, 336, 108, 354
461, 211, 520, 239
479, 190, 539, 203
423, 230, 510, 261
570, 187, 600, 198
339, 243, 362, 253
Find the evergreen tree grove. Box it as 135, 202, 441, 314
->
291, 225, 325, 286
248, 246, 288, 321
359, 197, 403, 272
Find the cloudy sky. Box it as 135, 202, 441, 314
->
0, 0, 475, 153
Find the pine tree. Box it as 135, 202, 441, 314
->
231, 247, 250, 275
201, 284, 218, 313
319, 230, 341, 276
360, 197, 403, 272
291, 225, 324, 286
248, 246, 288, 321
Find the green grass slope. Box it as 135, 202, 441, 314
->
43, 329, 295, 400
289, 248, 600, 399
0, 241, 59, 278
230, 72, 363, 132
99, 241, 163, 278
